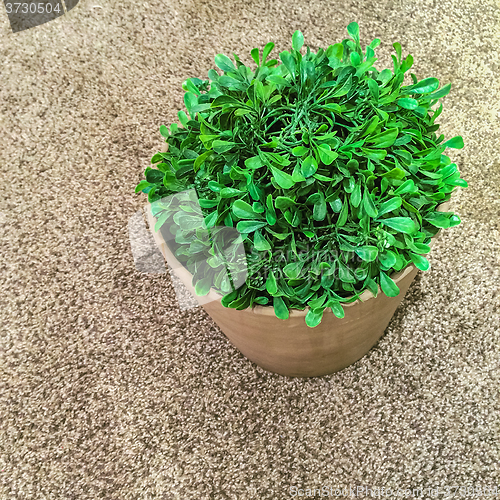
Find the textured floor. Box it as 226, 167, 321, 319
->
1, 0, 500, 498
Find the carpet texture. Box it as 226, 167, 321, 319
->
1, 0, 499, 498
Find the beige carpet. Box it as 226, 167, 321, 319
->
1, 0, 500, 498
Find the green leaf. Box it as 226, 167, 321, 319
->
270, 95, 282, 106
306, 193, 321, 205
266, 270, 278, 295
428, 83, 451, 100
199, 199, 218, 208
424, 212, 451, 228
355, 245, 378, 262
379, 217, 417, 234
366, 127, 399, 148
380, 271, 400, 297
194, 150, 212, 172
154, 210, 170, 232
407, 77, 440, 94
145, 169, 165, 183
367, 79, 379, 101
254, 230, 271, 251
393, 179, 415, 195
280, 51, 296, 79
397, 98, 419, 110
322, 103, 342, 113
317, 144, 338, 165
292, 163, 306, 182
221, 290, 238, 307
270, 165, 295, 189
381, 167, 406, 179
292, 30, 305, 52
204, 211, 217, 228
379, 250, 397, 269
191, 103, 211, 113
214, 54, 236, 73
195, 277, 212, 297
314, 173, 334, 182
338, 263, 355, 283
252, 202, 265, 213
329, 301, 345, 319
184, 78, 201, 96
301, 156, 318, 178
350, 52, 361, 66
410, 242, 431, 254
266, 194, 277, 225
233, 200, 262, 219
443, 136, 464, 149
176, 111, 188, 128
363, 189, 378, 218
135, 180, 151, 193
174, 212, 205, 231
292, 146, 309, 157
305, 307, 324, 328
351, 181, 362, 208
328, 197, 342, 213
336, 196, 348, 226
401, 53, 413, 73
211, 95, 246, 108
284, 261, 303, 279
327, 43, 344, 64
220, 187, 245, 198
332, 74, 353, 97
409, 252, 430, 271
254, 296, 269, 305
213, 140, 237, 153
273, 296, 289, 320
393, 42, 402, 64
275, 196, 297, 210
377, 197, 402, 217
377, 68, 392, 85
236, 220, 267, 233
245, 155, 265, 169
159, 125, 169, 138
262, 42, 275, 63
266, 75, 290, 86
364, 277, 378, 297
251, 48, 260, 66
347, 22, 360, 42
266, 152, 291, 166
184, 92, 198, 117
313, 193, 327, 221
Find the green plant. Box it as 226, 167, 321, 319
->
135, 22, 467, 327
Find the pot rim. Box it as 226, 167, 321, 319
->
146, 197, 451, 316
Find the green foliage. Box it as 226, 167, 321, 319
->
136, 23, 467, 327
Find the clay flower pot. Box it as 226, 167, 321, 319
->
146, 202, 450, 377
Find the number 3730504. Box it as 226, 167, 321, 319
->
5, 2, 62, 13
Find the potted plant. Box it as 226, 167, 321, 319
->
135, 22, 467, 377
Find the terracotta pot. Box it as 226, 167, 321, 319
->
146, 201, 450, 377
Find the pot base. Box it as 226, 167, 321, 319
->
202, 266, 419, 377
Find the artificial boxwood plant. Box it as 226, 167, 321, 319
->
135, 22, 467, 327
